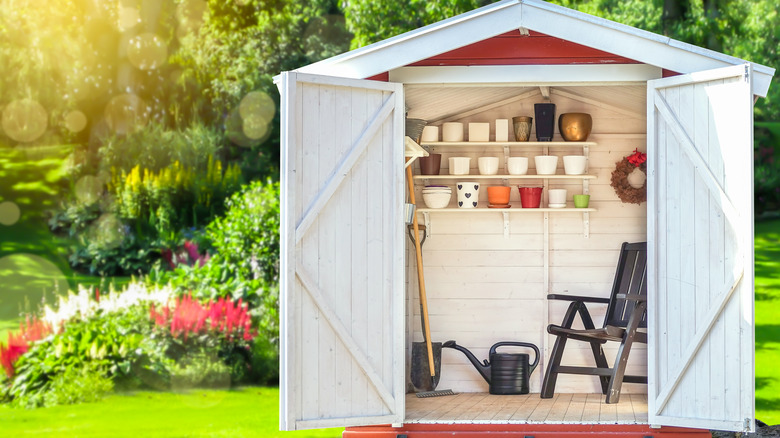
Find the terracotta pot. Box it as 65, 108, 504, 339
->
487, 186, 511, 205
558, 113, 593, 142
418, 153, 442, 175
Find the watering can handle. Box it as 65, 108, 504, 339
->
489, 342, 540, 373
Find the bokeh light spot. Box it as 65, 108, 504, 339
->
242, 114, 269, 140
126, 33, 168, 70
74, 175, 102, 205
0, 254, 69, 320
2, 99, 48, 143
89, 213, 124, 250
0, 201, 21, 226
64, 110, 88, 133
118, 7, 141, 32
104, 93, 148, 134
239, 91, 275, 122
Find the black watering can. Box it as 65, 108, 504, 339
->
443, 340, 539, 395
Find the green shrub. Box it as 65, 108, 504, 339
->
148, 180, 280, 383
98, 123, 224, 174
169, 350, 231, 390
41, 362, 114, 407
755, 122, 780, 216
7, 306, 155, 407
151, 180, 279, 314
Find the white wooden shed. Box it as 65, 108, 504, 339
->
275, 1, 775, 436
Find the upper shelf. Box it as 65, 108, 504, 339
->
421, 141, 597, 147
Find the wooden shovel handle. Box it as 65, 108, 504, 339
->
406, 161, 436, 377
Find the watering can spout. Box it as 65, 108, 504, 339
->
442, 340, 492, 383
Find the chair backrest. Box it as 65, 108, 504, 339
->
603, 242, 648, 329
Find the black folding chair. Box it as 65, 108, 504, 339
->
540, 242, 647, 403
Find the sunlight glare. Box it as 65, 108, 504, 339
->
126, 33, 168, 70
104, 94, 149, 134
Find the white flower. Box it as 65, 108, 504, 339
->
41, 282, 175, 330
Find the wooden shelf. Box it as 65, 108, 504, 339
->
421, 141, 597, 147
417, 206, 596, 213
414, 174, 596, 180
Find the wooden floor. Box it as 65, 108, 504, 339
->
405, 392, 648, 424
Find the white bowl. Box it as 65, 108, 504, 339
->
563, 155, 587, 175
478, 157, 499, 175
507, 157, 529, 175
534, 155, 559, 175
423, 192, 451, 209
449, 157, 471, 175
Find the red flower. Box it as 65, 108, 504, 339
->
0, 317, 52, 378
149, 294, 255, 342
627, 148, 647, 167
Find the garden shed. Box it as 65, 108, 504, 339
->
274, 0, 775, 436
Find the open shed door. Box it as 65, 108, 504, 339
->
278, 72, 405, 430
647, 64, 755, 432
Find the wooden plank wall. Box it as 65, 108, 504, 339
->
406, 85, 648, 395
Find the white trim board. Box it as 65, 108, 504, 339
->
389, 65, 662, 85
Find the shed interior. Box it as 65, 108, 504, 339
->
403, 82, 649, 423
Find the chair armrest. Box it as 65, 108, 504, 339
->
616, 293, 647, 302
547, 294, 610, 304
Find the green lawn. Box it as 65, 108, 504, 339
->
0, 386, 343, 438
754, 219, 780, 425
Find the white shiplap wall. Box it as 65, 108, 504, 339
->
405, 85, 648, 395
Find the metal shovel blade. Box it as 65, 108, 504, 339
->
410, 341, 442, 392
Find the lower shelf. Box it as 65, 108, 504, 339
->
416, 208, 593, 238
416, 207, 596, 213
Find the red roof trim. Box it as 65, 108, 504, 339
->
408, 30, 641, 67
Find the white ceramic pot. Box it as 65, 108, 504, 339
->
449, 157, 471, 175
563, 155, 587, 175
534, 155, 558, 175
442, 122, 464, 142
456, 182, 480, 208
548, 188, 567, 206
507, 157, 529, 175
468, 123, 490, 142
421, 126, 439, 142
478, 157, 499, 175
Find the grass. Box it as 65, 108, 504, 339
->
753, 219, 780, 425
0, 386, 343, 438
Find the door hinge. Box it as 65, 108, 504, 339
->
744, 64, 750, 83
745, 417, 752, 430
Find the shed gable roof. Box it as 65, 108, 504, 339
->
294, 0, 774, 96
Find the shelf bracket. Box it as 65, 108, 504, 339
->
503, 212, 510, 239
583, 212, 590, 238
423, 212, 431, 237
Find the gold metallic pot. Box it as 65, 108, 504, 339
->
558, 113, 592, 142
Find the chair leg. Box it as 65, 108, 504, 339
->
605, 304, 645, 403
589, 342, 610, 395
541, 334, 567, 398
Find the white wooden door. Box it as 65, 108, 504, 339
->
278, 72, 405, 430
647, 64, 755, 432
